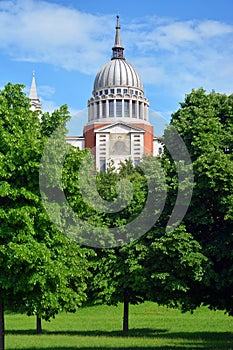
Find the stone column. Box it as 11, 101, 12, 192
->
129, 100, 132, 118
106, 99, 109, 118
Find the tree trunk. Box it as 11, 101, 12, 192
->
123, 289, 129, 333
36, 316, 42, 334
0, 303, 4, 350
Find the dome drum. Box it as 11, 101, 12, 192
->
93, 87, 144, 98
88, 96, 149, 122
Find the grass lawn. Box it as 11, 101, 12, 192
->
5, 302, 233, 349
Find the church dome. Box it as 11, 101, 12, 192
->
88, 16, 149, 124
93, 16, 143, 94
94, 58, 143, 91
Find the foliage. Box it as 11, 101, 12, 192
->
86, 158, 207, 322
0, 83, 90, 324
142, 224, 208, 311
166, 88, 233, 315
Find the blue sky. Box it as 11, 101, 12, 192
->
0, 0, 233, 136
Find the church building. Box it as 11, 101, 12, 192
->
29, 16, 162, 170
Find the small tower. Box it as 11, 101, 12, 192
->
112, 15, 125, 60
29, 71, 42, 112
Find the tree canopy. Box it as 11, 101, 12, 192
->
0, 82, 232, 347
0, 83, 91, 348
166, 88, 233, 315
86, 158, 208, 331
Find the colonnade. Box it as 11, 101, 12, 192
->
88, 98, 149, 122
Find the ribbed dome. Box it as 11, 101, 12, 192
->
88, 17, 150, 125
94, 58, 143, 91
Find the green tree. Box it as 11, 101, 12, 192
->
85, 162, 148, 331
87, 159, 207, 332
0, 83, 90, 348
165, 88, 233, 315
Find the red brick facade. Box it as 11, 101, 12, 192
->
83, 122, 154, 155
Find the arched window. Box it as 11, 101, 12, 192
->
132, 101, 136, 118
96, 102, 100, 119
116, 100, 122, 117
109, 100, 114, 117
102, 101, 106, 117
124, 100, 129, 117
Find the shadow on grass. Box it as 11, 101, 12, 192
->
5, 345, 233, 350
6, 329, 233, 349
6, 328, 167, 337
5, 348, 211, 350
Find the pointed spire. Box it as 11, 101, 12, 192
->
112, 15, 125, 60
29, 71, 38, 100
29, 71, 42, 111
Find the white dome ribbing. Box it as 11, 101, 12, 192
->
88, 16, 149, 123
93, 15, 143, 92
94, 59, 143, 91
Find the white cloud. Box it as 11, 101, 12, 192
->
124, 17, 233, 98
40, 99, 57, 113
0, 0, 232, 103
124, 17, 233, 51
0, 0, 113, 73
38, 85, 55, 98
197, 20, 233, 37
